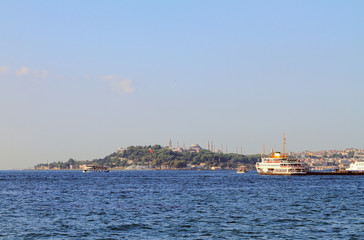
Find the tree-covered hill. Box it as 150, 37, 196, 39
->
34, 145, 261, 170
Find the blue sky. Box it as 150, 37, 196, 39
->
1, 1, 363, 169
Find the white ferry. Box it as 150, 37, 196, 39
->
346, 160, 364, 172
256, 135, 307, 175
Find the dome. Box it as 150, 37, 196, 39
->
190, 144, 201, 149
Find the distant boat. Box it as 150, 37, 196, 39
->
83, 165, 110, 173
346, 160, 364, 172
237, 165, 248, 173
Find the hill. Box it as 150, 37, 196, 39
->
33, 144, 261, 170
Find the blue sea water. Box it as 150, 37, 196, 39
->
0, 170, 363, 239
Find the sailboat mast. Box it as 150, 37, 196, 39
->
283, 133, 286, 157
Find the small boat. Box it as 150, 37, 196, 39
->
83, 165, 110, 173
237, 165, 248, 173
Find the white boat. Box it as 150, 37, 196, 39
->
346, 160, 364, 172
83, 165, 110, 172
256, 134, 307, 175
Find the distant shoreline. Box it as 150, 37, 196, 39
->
24, 168, 239, 171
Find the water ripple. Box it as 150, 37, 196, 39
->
0, 170, 363, 239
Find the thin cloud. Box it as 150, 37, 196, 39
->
111, 79, 135, 94
101, 75, 135, 94
0, 65, 10, 75
102, 75, 116, 81
15, 66, 29, 76
15, 66, 49, 79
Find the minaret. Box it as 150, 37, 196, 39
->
169, 139, 172, 149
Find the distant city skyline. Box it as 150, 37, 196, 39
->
124, 140, 363, 155
1, 1, 364, 169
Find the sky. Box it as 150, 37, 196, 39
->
1, 1, 363, 169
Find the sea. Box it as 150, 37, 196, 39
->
0, 170, 363, 239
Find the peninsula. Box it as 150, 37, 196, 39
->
33, 144, 260, 171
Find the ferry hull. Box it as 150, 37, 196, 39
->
258, 172, 306, 175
